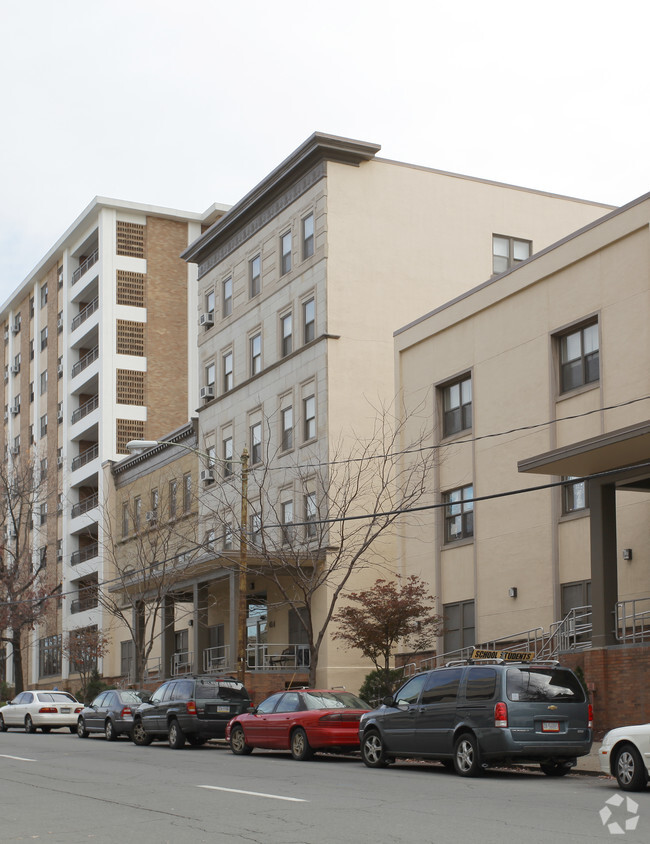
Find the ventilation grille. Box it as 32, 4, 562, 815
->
116, 221, 145, 258
116, 320, 145, 356
116, 270, 146, 307
116, 419, 145, 454
116, 369, 145, 405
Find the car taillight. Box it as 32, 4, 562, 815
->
588, 703, 593, 729
494, 701, 508, 728
319, 712, 362, 723
39, 707, 57, 714
120, 707, 132, 717
74, 707, 83, 714
186, 700, 197, 715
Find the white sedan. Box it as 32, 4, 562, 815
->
0, 690, 83, 734
600, 723, 650, 791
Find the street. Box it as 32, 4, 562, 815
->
0, 730, 645, 843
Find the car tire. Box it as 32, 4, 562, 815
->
41, 727, 51, 734
187, 735, 207, 747
168, 719, 185, 749
0, 714, 7, 732
105, 720, 117, 741
77, 718, 89, 738
132, 719, 153, 746
290, 727, 314, 761
540, 760, 573, 777
615, 743, 648, 792
453, 733, 483, 777
361, 731, 388, 769
230, 724, 254, 756
69, 726, 77, 734
25, 715, 36, 734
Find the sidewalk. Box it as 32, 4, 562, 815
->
572, 741, 604, 776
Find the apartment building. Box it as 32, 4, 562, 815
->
180, 132, 612, 693
394, 192, 650, 729
0, 197, 227, 691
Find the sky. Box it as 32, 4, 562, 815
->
1, 0, 649, 303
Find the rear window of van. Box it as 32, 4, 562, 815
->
506, 668, 585, 702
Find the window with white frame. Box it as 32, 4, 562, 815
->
305, 491, 317, 539
134, 497, 141, 532
183, 473, 192, 512
281, 406, 293, 451
303, 298, 315, 344
169, 480, 178, 520
302, 213, 314, 259
250, 422, 262, 465
40, 282, 48, 308
40, 326, 48, 350
222, 277, 233, 317
223, 435, 233, 477
441, 375, 472, 437
492, 235, 531, 274
205, 361, 216, 388
223, 351, 233, 393
205, 289, 215, 318
223, 522, 233, 550
250, 255, 261, 298
558, 320, 599, 393
40, 414, 47, 438
250, 513, 262, 546
303, 395, 316, 441
281, 312, 292, 357
281, 499, 294, 544
40, 370, 47, 395
250, 332, 261, 376
280, 231, 292, 275
443, 485, 474, 543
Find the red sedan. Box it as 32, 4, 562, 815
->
226, 689, 370, 760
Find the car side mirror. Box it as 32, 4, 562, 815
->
247, 706, 257, 714
396, 699, 410, 711
382, 695, 394, 707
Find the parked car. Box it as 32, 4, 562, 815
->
131, 675, 251, 749
0, 690, 83, 733
600, 723, 650, 791
359, 658, 593, 777
226, 689, 370, 760
77, 690, 143, 740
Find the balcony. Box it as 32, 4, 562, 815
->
71, 297, 99, 332
72, 249, 99, 285
246, 643, 310, 671
71, 395, 99, 425
70, 593, 98, 614
71, 493, 99, 519
70, 543, 99, 567
71, 443, 99, 472
72, 346, 99, 379
171, 651, 193, 676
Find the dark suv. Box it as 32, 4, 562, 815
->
132, 676, 251, 749
359, 659, 592, 777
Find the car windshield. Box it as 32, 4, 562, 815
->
506, 668, 585, 702
195, 680, 248, 702
120, 692, 143, 705
40, 693, 76, 703
302, 692, 369, 710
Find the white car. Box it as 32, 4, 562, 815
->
600, 723, 650, 791
0, 690, 83, 734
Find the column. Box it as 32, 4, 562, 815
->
589, 479, 618, 648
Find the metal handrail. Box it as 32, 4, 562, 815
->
70, 543, 99, 566
71, 297, 99, 331
616, 598, 650, 644
171, 651, 193, 676
71, 249, 99, 285
71, 346, 99, 378
71, 443, 99, 471
203, 645, 232, 673
71, 493, 99, 518
70, 594, 98, 614
71, 395, 99, 424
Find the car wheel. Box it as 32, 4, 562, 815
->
230, 724, 253, 755
615, 743, 648, 792
290, 727, 314, 761
24, 715, 36, 734
105, 720, 117, 741
69, 726, 77, 734
187, 735, 207, 747
132, 719, 153, 746
0, 714, 6, 732
361, 731, 388, 768
453, 733, 483, 777
77, 718, 89, 738
168, 719, 185, 749
540, 760, 572, 777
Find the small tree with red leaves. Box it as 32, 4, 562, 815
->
62, 626, 110, 702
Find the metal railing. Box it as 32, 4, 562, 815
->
70, 543, 99, 566
171, 651, 194, 676
71, 493, 99, 519
543, 606, 592, 656
616, 597, 650, 644
71, 249, 99, 285
71, 297, 99, 332
70, 594, 98, 614
203, 645, 232, 673
71, 395, 99, 424
71, 443, 99, 471
71, 346, 99, 378
246, 643, 310, 671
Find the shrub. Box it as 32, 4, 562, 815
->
358, 668, 404, 707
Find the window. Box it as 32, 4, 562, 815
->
13, 353, 20, 373
134, 497, 142, 532
121, 640, 135, 677
223, 277, 233, 317
421, 668, 462, 705
443, 600, 475, 653
223, 435, 233, 477
280, 231, 292, 275
57, 310, 63, 332
40, 370, 48, 395
40, 457, 47, 480
40, 414, 47, 438
305, 492, 317, 538
223, 351, 233, 393
122, 502, 129, 538
442, 375, 472, 437
205, 361, 216, 388
205, 446, 216, 470
492, 235, 531, 274
250, 514, 262, 546
281, 406, 293, 451
40, 326, 48, 350
57, 355, 63, 378
40, 502, 48, 525
443, 485, 474, 543
250, 422, 262, 465
205, 289, 215, 317
302, 214, 314, 259
30, 340, 34, 361
250, 332, 261, 376
223, 523, 233, 551
394, 674, 428, 706
169, 480, 178, 520
303, 395, 316, 441
39, 634, 61, 677
12, 434, 20, 455
281, 313, 292, 357
183, 473, 192, 512
465, 668, 497, 700
250, 255, 261, 298
30, 297, 34, 318
561, 580, 591, 618
40, 282, 48, 308
562, 476, 589, 514
281, 500, 294, 544
13, 312, 21, 333
303, 298, 315, 344
558, 321, 599, 393
151, 488, 159, 518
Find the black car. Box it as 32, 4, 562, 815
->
359, 657, 593, 777
131, 675, 251, 749
77, 690, 143, 740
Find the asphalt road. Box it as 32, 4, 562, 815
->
0, 730, 645, 844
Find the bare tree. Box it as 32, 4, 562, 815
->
203, 399, 438, 687
62, 625, 110, 702
0, 454, 55, 694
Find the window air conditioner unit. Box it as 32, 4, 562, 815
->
200, 469, 216, 484
57, 455, 63, 468
200, 385, 215, 401
57, 318, 63, 332
145, 510, 157, 522
11, 324, 20, 335
10, 403, 19, 415
57, 363, 64, 377
9, 446, 19, 455
57, 410, 64, 423
10, 363, 20, 374
199, 312, 214, 327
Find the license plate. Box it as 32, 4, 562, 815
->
60, 708, 71, 713
542, 721, 559, 732
217, 705, 230, 713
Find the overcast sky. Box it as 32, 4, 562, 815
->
1, 0, 648, 303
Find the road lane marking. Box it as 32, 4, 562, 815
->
0, 754, 37, 762
197, 785, 307, 802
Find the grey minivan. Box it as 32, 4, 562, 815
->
359, 660, 592, 777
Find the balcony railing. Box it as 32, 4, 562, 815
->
70, 543, 99, 566
71, 249, 99, 285
71, 346, 99, 378
246, 643, 310, 671
203, 645, 232, 673
71, 395, 99, 424
71, 297, 99, 332
71, 443, 99, 471
70, 594, 98, 614
71, 493, 99, 519
171, 651, 193, 676
616, 598, 650, 644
